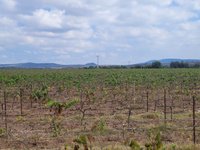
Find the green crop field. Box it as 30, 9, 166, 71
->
0, 68, 200, 149
0, 68, 200, 87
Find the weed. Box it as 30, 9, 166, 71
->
16, 116, 25, 122
73, 135, 88, 150
129, 140, 141, 150
170, 144, 176, 150
141, 112, 159, 120
64, 144, 69, 150
91, 118, 107, 135
145, 128, 163, 150
51, 117, 61, 137
0, 128, 6, 137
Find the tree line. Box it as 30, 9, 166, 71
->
86, 61, 200, 69
135, 61, 200, 68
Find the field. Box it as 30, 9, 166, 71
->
0, 68, 200, 150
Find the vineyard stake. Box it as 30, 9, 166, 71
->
192, 95, 196, 144
170, 106, 173, 120
127, 107, 131, 128
146, 91, 149, 112
171, 92, 174, 121
1, 103, 3, 120
4, 91, 8, 135
154, 90, 159, 112
127, 83, 135, 128
164, 89, 167, 124
154, 100, 157, 112
20, 88, 23, 116
30, 84, 33, 108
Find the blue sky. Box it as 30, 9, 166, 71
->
0, 0, 200, 65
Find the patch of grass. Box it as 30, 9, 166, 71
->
145, 128, 163, 150
91, 118, 107, 135
174, 112, 191, 119
140, 112, 160, 119
0, 128, 6, 137
51, 117, 62, 137
104, 144, 130, 150
113, 114, 126, 120
16, 116, 25, 122
175, 144, 200, 150
129, 140, 141, 150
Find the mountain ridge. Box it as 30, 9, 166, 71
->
145, 58, 200, 64
0, 59, 200, 68
0, 62, 97, 69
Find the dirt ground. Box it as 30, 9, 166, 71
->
0, 85, 200, 149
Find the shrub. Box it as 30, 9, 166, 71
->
129, 140, 141, 150
145, 128, 163, 150
91, 118, 107, 135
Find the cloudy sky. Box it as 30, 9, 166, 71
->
0, 0, 200, 65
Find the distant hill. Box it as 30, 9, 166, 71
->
0, 62, 97, 69
146, 58, 200, 64
1, 59, 200, 69
133, 58, 200, 67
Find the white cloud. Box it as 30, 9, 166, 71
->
1, 0, 16, 11
33, 9, 64, 28
180, 20, 200, 31
43, 0, 86, 8
65, 15, 90, 29
20, 9, 65, 29
63, 29, 93, 40
0, 17, 16, 27
0, 0, 200, 64
136, 0, 173, 6
176, 0, 200, 10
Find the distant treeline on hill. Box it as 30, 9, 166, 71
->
136, 61, 200, 68
86, 61, 200, 69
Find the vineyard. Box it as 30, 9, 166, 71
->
0, 68, 200, 149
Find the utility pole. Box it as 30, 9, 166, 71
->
96, 55, 99, 68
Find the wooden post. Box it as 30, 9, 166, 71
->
11, 96, 15, 110
192, 96, 196, 144
20, 88, 23, 116
154, 91, 159, 112
180, 83, 185, 111
30, 97, 33, 108
4, 91, 7, 134
30, 84, 33, 108
127, 107, 131, 128
171, 93, 174, 121
164, 89, 167, 123
146, 91, 149, 112
170, 106, 173, 120
127, 82, 135, 128
154, 100, 157, 112
122, 124, 125, 140
1, 103, 3, 120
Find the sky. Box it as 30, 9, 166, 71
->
0, 0, 200, 65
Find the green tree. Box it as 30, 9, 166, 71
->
151, 61, 162, 68
170, 61, 189, 68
